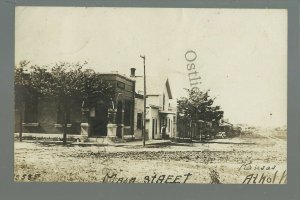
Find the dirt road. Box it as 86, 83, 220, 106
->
14, 135, 286, 184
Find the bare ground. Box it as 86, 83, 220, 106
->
14, 134, 286, 184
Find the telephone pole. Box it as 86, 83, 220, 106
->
140, 55, 146, 147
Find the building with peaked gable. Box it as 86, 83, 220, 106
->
129, 68, 177, 140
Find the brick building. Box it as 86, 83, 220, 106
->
15, 73, 135, 139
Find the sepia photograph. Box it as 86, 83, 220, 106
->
14, 7, 287, 184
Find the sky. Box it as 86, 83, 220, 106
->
15, 7, 287, 127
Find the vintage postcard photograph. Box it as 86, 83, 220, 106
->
14, 7, 287, 184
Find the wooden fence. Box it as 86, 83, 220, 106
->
177, 119, 212, 140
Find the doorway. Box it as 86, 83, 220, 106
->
91, 102, 108, 137
116, 101, 123, 138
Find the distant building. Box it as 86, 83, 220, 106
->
236, 124, 252, 132
218, 120, 233, 133
129, 68, 177, 140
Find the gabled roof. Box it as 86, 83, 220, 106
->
134, 75, 173, 99
98, 73, 135, 83
219, 121, 233, 127
165, 78, 173, 99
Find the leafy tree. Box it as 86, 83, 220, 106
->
177, 89, 224, 139
15, 61, 114, 145
15, 60, 34, 141
177, 89, 223, 123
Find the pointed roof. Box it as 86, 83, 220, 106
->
134, 75, 173, 99
165, 78, 173, 99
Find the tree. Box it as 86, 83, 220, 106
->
177, 89, 224, 123
15, 61, 32, 142
15, 61, 114, 145
177, 89, 224, 139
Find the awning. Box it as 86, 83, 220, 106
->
159, 110, 176, 114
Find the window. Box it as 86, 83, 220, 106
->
117, 81, 125, 89
90, 107, 95, 117
116, 101, 123, 124
137, 113, 142, 129
152, 119, 155, 138
168, 119, 170, 132
57, 105, 71, 124
124, 100, 132, 126
127, 85, 133, 91
24, 95, 38, 123
163, 94, 165, 110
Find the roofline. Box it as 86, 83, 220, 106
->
165, 78, 173, 99
159, 110, 176, 114
147, 94, 160, 96
148, 104, 160, 109
99, 73, 135, 83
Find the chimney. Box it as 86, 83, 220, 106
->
130, 68, 136, 77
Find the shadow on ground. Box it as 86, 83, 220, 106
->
194, 141, 256, 145
19, 138, 256, 148
33, 141, 109, 147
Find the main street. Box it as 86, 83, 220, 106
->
14, 134, 286, 184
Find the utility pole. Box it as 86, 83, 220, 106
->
140, 55, 146, 147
